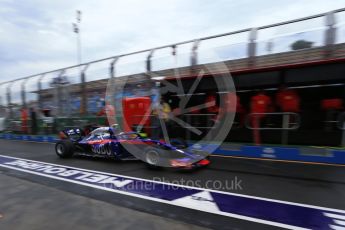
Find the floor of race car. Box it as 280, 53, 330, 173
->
0, 140, 344, 230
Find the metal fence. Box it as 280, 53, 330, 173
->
0, 8, 345, 141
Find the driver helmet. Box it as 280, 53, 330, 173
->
110, 124, 120, 134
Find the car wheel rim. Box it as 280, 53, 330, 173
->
146, 150, 159, 165
56, 144, 64, 155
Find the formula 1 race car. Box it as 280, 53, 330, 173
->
55, 125, 210, 169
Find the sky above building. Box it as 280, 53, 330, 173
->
0, 0, 345, 83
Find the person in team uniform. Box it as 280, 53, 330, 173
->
222, 92, 246, 128
251, 90, 272, 118
276, 85, 300, 113
276, 85, 300, 129
205, 94, 219, 124
151, 98, 172, 140
250, 90, 273, 144
21, 108, 28, 134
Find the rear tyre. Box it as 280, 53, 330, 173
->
55, 140, 74, 158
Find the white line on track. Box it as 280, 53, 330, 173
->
0, 154, 344, 215
0, 154, 314, 230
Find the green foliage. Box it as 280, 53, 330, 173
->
291, 40, 313, 50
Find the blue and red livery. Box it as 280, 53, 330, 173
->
55, 125, 210, 169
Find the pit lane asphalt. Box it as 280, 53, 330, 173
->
0, 173, 209, 230
0, 139, 344, 229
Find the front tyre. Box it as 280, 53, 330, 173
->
55, 140, 74, 158
144, 147, 163, 169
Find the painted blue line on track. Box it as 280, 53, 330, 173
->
0, 154, 343, 229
